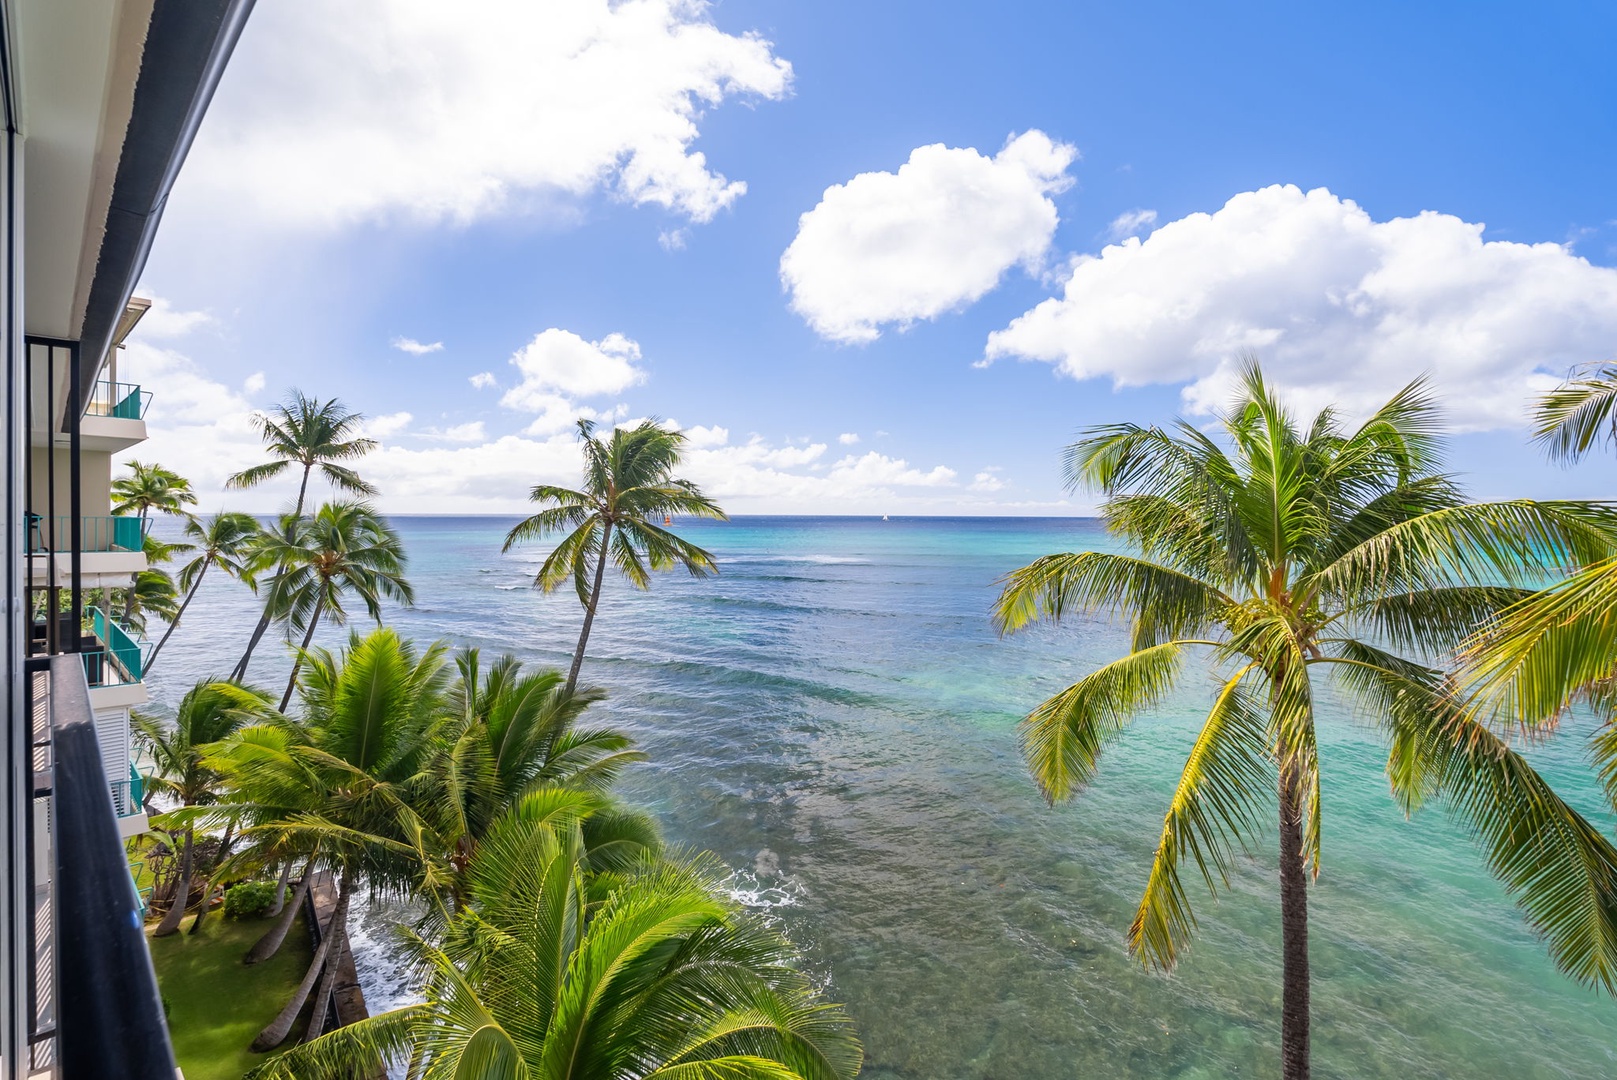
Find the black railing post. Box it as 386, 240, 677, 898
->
50, 655, 177, 1079
68, 342, 81, 653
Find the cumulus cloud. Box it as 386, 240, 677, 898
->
135, 296, 214, 339
1107, 208, 1157, 241
658, 228, 689, 251
780, 130, 1077, 343
986, 185, 1617, 430
181, 0, 792, 228
469, 372, 497, 390
684, 424, 729, 448
365, 412, 414, 439
970, 468, 1005, 492
837, 432, 860, 445
242, 372, 266, 394
392, 337, 444, 355
502, 329, 646, 408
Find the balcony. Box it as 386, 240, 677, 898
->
87, 609, 145, 687
85, 380, 152, 420
28, 514, 145, 554
26, 515, 148, 590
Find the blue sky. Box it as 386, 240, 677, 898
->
128, 0, 1617, 514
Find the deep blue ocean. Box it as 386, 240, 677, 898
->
144, 515, 1617, 1079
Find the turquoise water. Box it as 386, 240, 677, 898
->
145, 516, 1617, 1078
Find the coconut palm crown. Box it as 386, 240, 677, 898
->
994, 364, 1617, 1080
245, 813, 862, 1080
112, 460, 196, 526
504, 418, 727, 693
226, 390, 378, 513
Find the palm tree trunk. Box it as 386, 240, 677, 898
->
153, 827, 195, 937
146, 563, 207, 671
247, 858, 315, 965
1278, 758, 1311, 1080
279, 596, 325, 711
235, 467, 314, 680
266, 859, 295, 918
188, 820, 235, 936
565, 519, 612, 695
304, 874, 352, 1042
252, 929, 331, 1051
234, 606, 275, 680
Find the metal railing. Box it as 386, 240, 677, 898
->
85, 380, 152, 419
45, 654, 179, 1078
90, 609, 144, 683
26, 514, 145, 554
110, 763, 146, 819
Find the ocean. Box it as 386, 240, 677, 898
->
143, 515, 1617, 1079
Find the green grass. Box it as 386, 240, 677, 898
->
148, 909, 313, 1080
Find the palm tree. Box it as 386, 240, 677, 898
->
111, 460, 196, 527
504, 418, 726, 693
121, 566, 181, 635
209, 627, 449, 1049
430, 649, 649, 904
135, 681, 274, 936
993, 364, 1617, 1079
1457, 363, 1617, 852
227, 392, 378, 679
146, 511, 262, 671
249, 502, 414, 711
245, 812, 862, 1080
226, 391, 379, 515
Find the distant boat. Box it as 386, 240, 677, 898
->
882, 515, 889, 521
665, 515, 673, 525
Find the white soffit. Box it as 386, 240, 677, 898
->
15, 0, 154, 341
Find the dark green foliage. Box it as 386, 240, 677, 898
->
223, 881, 277, 920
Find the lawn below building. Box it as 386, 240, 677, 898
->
148, 909, 313, 1080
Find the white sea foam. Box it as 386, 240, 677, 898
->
724, 867, 807, 910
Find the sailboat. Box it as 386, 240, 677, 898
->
665, 514, 673, 525
882, 515, 889, 521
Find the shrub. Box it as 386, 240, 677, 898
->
222, 880, 276, 920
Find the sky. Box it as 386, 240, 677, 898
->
125, 0, 1617, 516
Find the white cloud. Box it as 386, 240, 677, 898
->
970, 468, 1005, 492
135, 297, 214, 339
684, 424, 729, 448
422, 421, 487, 442
365, 412, 414, 439
392, 337, 444, 355
469, 372, 497, 390
242, 372, 266, 394
502, 329, 646, 409
837, 432, 860, 445
658, 228, 689, 251
1107, 208, 1157, 241
986, 185, 1617, 430
827, 451, 955, 488
780, 130, 1077, 343
181, 0, 793, 228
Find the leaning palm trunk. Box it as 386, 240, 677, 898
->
304, 876, 352, 1042
266, 860, 295, 918
252, 930, 332, 1051
153, 827, 195, 936
279, 597, 326, 711
247, 859, 315, 965
146, 565, 207, 671
234, 467, 313, 680
565, 520, 612, 694
1278, 759, 1311, 1080
189, 820, 236, 937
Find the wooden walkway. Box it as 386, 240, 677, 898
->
304, 871, 372, 1030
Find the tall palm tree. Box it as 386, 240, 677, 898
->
993, 364, 1617, 1079
227, 392, 379, 680
111, 460, 196, 528
1458, 363, 1617, 847
226, 391, 379, 515
135, 681, 274, 936
209, 627, 449, 1050
248, 502, 414, 711
146, 511, 262, 671
121, 566, 180, 635
245, 812, 862, 1080
504, 418, 726, 694
430, 649, 649, 904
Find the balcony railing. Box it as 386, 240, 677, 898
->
110, 763, 146, 819
85, 380, 152, 419
26, 514, 145, 554
90, 609, 144, 683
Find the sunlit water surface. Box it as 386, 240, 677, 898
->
145, 516, 1617, 1079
